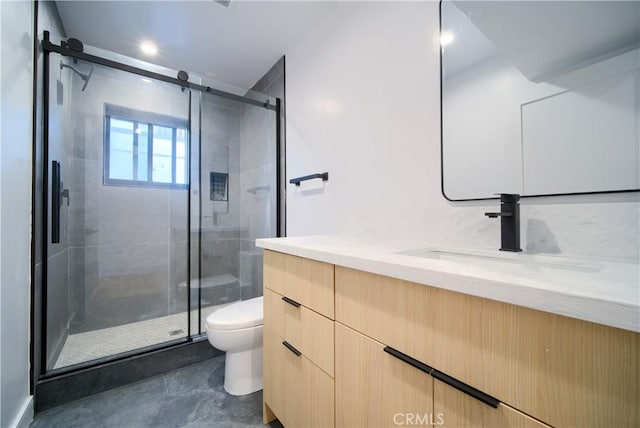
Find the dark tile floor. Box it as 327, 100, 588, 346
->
31, 356, 280, 428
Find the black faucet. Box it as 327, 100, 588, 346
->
485, 193, 522, 252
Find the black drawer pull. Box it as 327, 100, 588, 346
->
384, 346, 434, 376
282, 341, 301, 356
282, 296, 301, 307
384, 346, 500, 409
432, 369, 500, 409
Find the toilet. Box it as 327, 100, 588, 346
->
205, 296, 264, 396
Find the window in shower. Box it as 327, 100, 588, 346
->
104, 104, 189, 188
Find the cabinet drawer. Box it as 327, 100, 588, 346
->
264, 288, 334, 376
335, 266, 639, 428
434, 379, 550, 428
264, 328, 334, 428
264, 250, 334, 319
335, 323, 433, 428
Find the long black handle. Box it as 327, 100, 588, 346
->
52, 161, 61, 244
289, 172, 328, 186
384, 346, 434, 376
282, 296, 301, 307
431, 369, 500, 408
384, 346, 500, 409
282, 341, 301, 356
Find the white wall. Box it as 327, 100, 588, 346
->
285, 1, 640, 260
0, 0, 34, 426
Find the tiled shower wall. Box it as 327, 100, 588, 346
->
195, 58, 283, 304
66, 65, 190, 333
45, 59, 74, 364
239, 57, 284, 300
193, 96, 243, 309
34, 2, 74, 370
64, 60, 282, 334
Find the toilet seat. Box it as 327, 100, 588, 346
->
206, 296, 263, 331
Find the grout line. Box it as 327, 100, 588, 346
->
47, 246, 69, 260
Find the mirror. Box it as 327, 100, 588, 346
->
440, 0, 640, 200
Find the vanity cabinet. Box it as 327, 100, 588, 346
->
263, 249, 334, 317
335, 321, 549, 428
335, 322, 434, 427
335, 266, 639, 428
263, 251, 335, 427
433, 380, 548, 428
262, 250, 639, 427
264, 328, 334, 427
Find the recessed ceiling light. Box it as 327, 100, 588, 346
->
140, 41, 158, 56
141, 78, 152, 83
440, 31, 454, 47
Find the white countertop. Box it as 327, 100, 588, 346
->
256, 235, 640, 333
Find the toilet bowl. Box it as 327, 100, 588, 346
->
205, 296, 263, 396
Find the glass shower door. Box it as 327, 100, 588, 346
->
44, 52, 193, 371
192, 90, 277, 335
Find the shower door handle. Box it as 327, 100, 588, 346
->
52, 160, 70, 244
52, 161, 61, 243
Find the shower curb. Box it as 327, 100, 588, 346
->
35, 338, 221, 412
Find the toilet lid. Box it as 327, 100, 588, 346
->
206, 296, 263, 330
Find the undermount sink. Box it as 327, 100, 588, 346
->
396, 248, 604, 274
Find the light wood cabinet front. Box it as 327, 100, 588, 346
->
335, 322, 433, 428
264, 288, 335, 376
264, 252, 639, 428
263, 251, 335, 427
335, 266, 639, 428
434, 379, 550, 428
264, 326, 287, 423
264, 328, 334, 428
264, 250, 335, 318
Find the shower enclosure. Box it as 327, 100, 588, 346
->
34, 32, 280, 378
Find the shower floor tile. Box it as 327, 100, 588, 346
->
54, 305, 226, 369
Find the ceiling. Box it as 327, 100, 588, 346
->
55, 1, 334, 90
451, 1, 640, 82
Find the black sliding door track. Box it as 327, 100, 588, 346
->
41, 31, 277, 111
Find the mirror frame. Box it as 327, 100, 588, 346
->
438, 0, 640, 202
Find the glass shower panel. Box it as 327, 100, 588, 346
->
238, 100, 277, 302
45, 52, 191, 371
193, 90, 277, 335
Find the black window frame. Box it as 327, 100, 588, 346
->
103, 104, 189, 189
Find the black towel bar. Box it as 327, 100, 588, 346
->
289, 172, 329, 186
